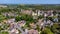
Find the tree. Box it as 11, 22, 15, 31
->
0, 15, 6, 22
38, 15, 44, 19
51, 23, 60, 34
41, 28, 54, 34
15, 14, 34, 22
0, 31, 9, 34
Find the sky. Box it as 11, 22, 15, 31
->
0, 0, 60, 4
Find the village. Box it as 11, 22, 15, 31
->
0, 5, 60, 34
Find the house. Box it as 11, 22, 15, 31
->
29, 23, 37, 29
0, 5, 7, 8
3, 20, 7, 23
47, 10, 54, 17
56, 14, 58, 16
9, 23, 16, 31
2, 12, 9, 17
37, 19, 53, 29
2, 12, 18, 17
7, 18, 15, 24
25, 29, 29, 34
0, 23, 2, 26
28, 29, 38, 34
32, 11, 38, 19
44, 20, 53, 27
17, 20, 26, 27
37, 10, 44, 16
44, 13, 48, 17
21, 9, 32, 15
37, 19, 45, 29
9, 29, 19, 34
8, 12, 15, 17
53, 18, 58, 22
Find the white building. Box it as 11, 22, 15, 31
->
32, 11, 38, 19
37, 10, 44, 16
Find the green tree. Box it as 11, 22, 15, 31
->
0, 15, 6, 22
0, 31, 9, 34
41, 28, 54, 34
